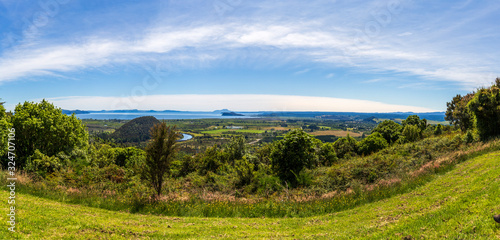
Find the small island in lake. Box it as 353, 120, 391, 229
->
221, 112, 244, 116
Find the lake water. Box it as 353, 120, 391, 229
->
72, 112, 256, 120
180, 133, 193, 141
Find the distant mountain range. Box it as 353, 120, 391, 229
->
61, 109, 446, 121
256, 111, 447, 122
62, 109, 231, 114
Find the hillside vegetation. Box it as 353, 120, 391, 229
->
110, 116, 160, 143
2, 151, 500, 239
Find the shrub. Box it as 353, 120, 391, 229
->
224, 136, 246, 164
357, 132, 388, 156
400, 125, 421, 143
318, 142, 338, 166
371, 120, 401, 144
253, 165, 282, 196
25, 149, 63, 177
177, 155, 200, 177
270, 129, 318, 186
293, 169, 314, 187
89, 144, 115, 168
463, 130, 478, 144
200, 144, 227, 174
234, 157, 255, 187
333, 134, 358, 159
434, 124, 443, 135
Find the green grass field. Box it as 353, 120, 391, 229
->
2, 151, 500, 239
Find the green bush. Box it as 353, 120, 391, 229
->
224, 135, 246, 164
177, 155, 200, 177
433, 124, 442, 135
25, 149, 63, 177
400, 125, 421, 143
357, 132, 388, 156
318, 142, 338, 166
333, 134, 358, 159
293, 169, 314, 187
89, 144, 115, 168
199, 144, 228, 174
270, 129, 319, 186
253, 165, 282, 196
371, 120, 401, 144
463, 130, 478, 144
234, 157, 255, 187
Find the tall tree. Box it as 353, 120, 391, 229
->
333, 134, 358, 159
144, 122, 181, 198
11, 100, 88, 167
402, 115, 427, 132
270, 129, 318, 186
357, 132, 388, 156
371, 120, 401, 144
467, 79, 500, 140
445, 93, 474, 131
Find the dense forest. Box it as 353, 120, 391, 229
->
1, 79, 500, 218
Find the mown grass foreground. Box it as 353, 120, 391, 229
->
2, 151, 500, 239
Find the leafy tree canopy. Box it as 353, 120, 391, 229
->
371, 120, 401, 144
467, 78, 500, 140
402, 115, 427, 132
11, 100, 88, 167
357, 132, 388, 156
333, 134, 358, 159
400, 124, 421, 143
270, 129, 319, 186
144, 123, 181, 197
445, 93, 474, 131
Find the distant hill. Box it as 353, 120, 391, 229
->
212, 109, 231, 113
110, 116, 160, 143
62, 109, 90, 115
221, 112, 244, 116
257, 111, 446, 122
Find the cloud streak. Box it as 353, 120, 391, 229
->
0, 0, 498, 91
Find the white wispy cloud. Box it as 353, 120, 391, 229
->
397, 32, 413, 37
294, 68, 310, 75
44, 94, 438, 112
0, 0, 498, 90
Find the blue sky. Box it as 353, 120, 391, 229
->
0, 0, 499, 112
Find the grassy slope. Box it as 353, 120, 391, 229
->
2, 152, 500, 239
